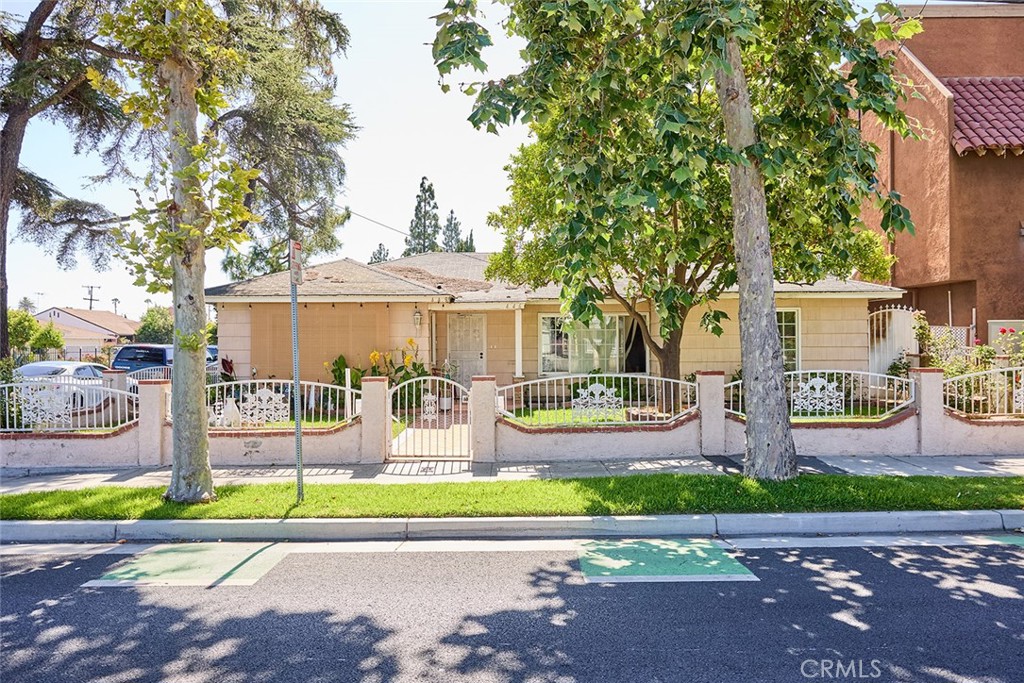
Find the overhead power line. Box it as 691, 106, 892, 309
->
347, 209, 409, 237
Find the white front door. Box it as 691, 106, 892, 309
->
446, 314, 486, 387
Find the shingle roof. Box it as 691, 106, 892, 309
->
44, 308, 140, 336
205, 258, 443, 298
943, 77, 1024, 157
207, 252, 902, 301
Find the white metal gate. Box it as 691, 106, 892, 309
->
868, 305, 919, 375
389, 376, 471, 459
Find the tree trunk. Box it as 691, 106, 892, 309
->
0, 0, 58, 359
714, 37, 796, 480
159, 43, 215, 503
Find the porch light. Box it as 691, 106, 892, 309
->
413, 308, 423, 329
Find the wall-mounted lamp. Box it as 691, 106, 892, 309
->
413, 308, 423, 330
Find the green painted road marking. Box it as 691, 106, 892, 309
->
988, 534, 1024, 547
578, 538, 758, 583
83, 543, 287, 587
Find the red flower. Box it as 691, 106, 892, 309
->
974, 338, 982, 345
1011, 328, 1017, 334
999, 327, 1008, 334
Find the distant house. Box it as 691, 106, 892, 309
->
206, 252, 903, 386
861, 2, 1024, 342
33, 307, 140, 354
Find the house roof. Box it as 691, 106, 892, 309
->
204, 258, 445, 299
37, 307, 140, 336
943, 77, 1024, 157
206, 251, 903, 302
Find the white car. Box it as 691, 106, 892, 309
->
14, 361, 112, 408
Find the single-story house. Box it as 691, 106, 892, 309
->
33, 307, 141, 355
205, 252, 904, 387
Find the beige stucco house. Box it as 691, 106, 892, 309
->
206, 252, 904, 387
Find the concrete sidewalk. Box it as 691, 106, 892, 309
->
2, 454, 1023, 494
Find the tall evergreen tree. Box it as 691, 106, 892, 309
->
458, 229, 475, 252
402, 177, 440, 256
441, 209, 462, 252
368, 243, 389, 264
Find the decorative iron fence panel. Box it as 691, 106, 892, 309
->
390, 376, 471, 459
868, 305, 919, 375
943, 367, 1024, 418
497, 374, 698, 428
724, 370, 914, 420
1, 382, 139, 432
203, 380, 360, 429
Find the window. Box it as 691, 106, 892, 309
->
539, 315, 648, 374
777, 309, 800, 370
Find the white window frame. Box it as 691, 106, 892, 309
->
776, 308, 801, 371
537, 313, 650, 376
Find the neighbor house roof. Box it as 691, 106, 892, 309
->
37, 307, 140, 336
943, 77, 1024, 157
205, 258, 444, 300
207, 252, 903, 302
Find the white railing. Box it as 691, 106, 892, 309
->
204, 380, 361, 429
390, 376, 471, 458
944, 367, 1024, 418
1, 382, 139, 433
496, 374, 698, 428
127, 366, 172, 382
725, 370, 915, 420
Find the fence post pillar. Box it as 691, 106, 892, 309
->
912, 368, 945, 455
102, 369, 127, 392
470, 376, 497, 462
696, 371, 726, 456
359, 377, 389, 463
137, 379, 169, 467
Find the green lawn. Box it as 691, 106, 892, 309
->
1, 474, 1021, 520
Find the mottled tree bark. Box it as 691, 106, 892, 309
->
159, 35, 215, 503
714, 37, 796, 480
0, 1, 59, 359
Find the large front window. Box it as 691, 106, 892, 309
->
539, 315, 648, 374
777, 309, 800, 370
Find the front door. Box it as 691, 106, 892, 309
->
446, 314, 486, 387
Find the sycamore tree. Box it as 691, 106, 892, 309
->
434, 0, 918, 479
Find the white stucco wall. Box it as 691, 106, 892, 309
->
494, 417, 701, 461
206, 422, 362, 466
1, 426, 141, 469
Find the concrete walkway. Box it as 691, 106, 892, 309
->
2, 454, 1023, 494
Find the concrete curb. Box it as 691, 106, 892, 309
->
1, 510, 1020, 543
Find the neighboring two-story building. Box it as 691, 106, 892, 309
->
33, 307, 140, 356
862, 2, 1024, 342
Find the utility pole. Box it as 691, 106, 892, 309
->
111, 298, 121, 315
34, 292, 45, 310
82, 285, 101, 310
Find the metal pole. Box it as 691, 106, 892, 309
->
291, 279, 304, 502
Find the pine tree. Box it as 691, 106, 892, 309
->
457, 229, 475, 253
402, 177, 440, 256
441, 210, 462, 252
368, 243, 389, 264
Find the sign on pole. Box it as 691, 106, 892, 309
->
289, 239, 304, 502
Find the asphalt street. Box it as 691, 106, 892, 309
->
2, 537, 1023, 683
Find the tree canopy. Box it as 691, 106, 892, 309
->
135, 305, 174, 344
368, 243, 390, 264
29, 321, 63, 351
403, 176, 441, 256
7, 308, 40, 351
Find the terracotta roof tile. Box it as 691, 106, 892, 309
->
943, 77, 1024, 157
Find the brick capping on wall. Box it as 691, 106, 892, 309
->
695, 371, 725, 376
724, 409, 918, 430
207, 418, 360, 438
0, 422, 137, 441
945, 411, 1024, 427
498, 411, 699, 435
137, 379, 171, 385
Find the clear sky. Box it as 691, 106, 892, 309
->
5, 0, 530, 320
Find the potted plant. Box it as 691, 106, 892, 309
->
438, 358, 459, 410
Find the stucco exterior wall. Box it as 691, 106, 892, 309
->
241, 302, 430, 382
495, 417, 700, 461
206, 422, 363, 466
900, 15, 1024, 78
725, 414, 920, 457
1, 426, 141, 469
216, 303, 252, 377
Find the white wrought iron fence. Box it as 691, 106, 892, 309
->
724, 370, 914, 420
496, 374, 698, 428
127, 366, 172, 382
204, 380, 361, 429
943, 367, 1024, 418
390, 376, 471, 458
1, 382, 139, 432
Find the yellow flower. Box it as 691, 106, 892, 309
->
369, 350, 381, 366
407, 337, 416, 348
322, 361, 329, 369
404, 353, 413, 368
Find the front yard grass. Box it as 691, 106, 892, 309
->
1, 474, 1021, 520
